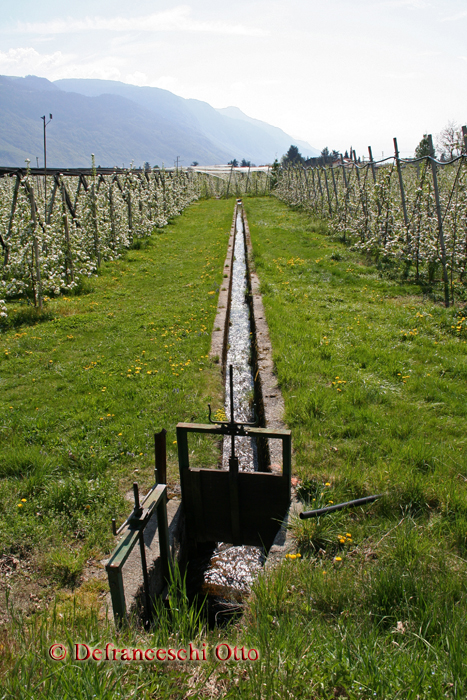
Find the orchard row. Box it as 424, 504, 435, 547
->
274, 154, 467, 305
0, 162, 269, 315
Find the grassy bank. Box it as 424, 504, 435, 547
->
0, 198, 232, 613
243, 197, 467, 698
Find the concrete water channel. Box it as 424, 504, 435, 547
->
192, 203, 267, 620
106, 200, 296, 628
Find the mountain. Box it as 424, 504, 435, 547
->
56, 78, 320, 163
216, 106, 320, 159
0, 75, 319, 167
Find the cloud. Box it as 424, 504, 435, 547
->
0, 46, 129, 82
18, 6, 267, 38
0, 47, 65, 72
149, 76, 180, 91
125, 71, 149, 87
376, 0, 430, 7
442, 10, 467, 21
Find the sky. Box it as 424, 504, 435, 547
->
0, 0, 466, 159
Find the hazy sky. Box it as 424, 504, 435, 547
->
1, 0, 465, 158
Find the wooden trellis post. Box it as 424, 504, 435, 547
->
393, 138, 409, 238
25, 183, 43, 309
3, 174, 21, 268
61, 182, 74, 283
427, 134, 450, 307
322, 166, 333, 216
91, 182, 101, 267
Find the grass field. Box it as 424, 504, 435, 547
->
1, 196, 467, 699
0, 198, 231, 612
244, 197, 467, 698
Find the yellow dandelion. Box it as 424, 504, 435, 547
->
335, 556, 342, 562
21, 498, 27, 502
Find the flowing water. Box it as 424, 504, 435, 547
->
222, 206, 258, 471
198, 203, 265, 616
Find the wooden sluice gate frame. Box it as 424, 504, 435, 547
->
177, 366, 292, 552
176, 422, 291, 551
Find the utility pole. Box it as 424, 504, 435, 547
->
41, 113, 53, 223
175, 156, 180, 173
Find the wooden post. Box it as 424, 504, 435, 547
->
353, 150, 367, 230
368, 146, 377, 184
26, 185, 43, 309
108, 183, 117, 250
282, 432, 292, 504
315, 167, 323, 196
330, 165, 339, 208
91, 182, 101, 267
368, 146, 382, 214
154, 428, 167, 485
322, 166, 333, 215
226, 163, 234, 198
61, 182, 74, 284
393, 137, 409, 241
340, 155, 349, 243
462, 126, 467, 154
303, 167, 312, 203
4, 174, 21, 268
427, 134, 450, 307
127, 189, 133, 244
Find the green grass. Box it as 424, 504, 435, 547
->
2, 196, 467, 699
241, 197, 467, 697
0, 198, 232, 600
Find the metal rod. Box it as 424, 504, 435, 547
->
229, 364, 235, 461
133, 482, 142, 517
300, 494, 383, 519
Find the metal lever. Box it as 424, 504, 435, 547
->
300, 494, 383, 519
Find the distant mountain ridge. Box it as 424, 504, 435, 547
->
0, 75, 319, 167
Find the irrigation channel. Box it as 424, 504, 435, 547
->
188, 202, 267, 624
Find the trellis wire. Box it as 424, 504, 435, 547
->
0, 162, 270, 314
274, 131, 467, 306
